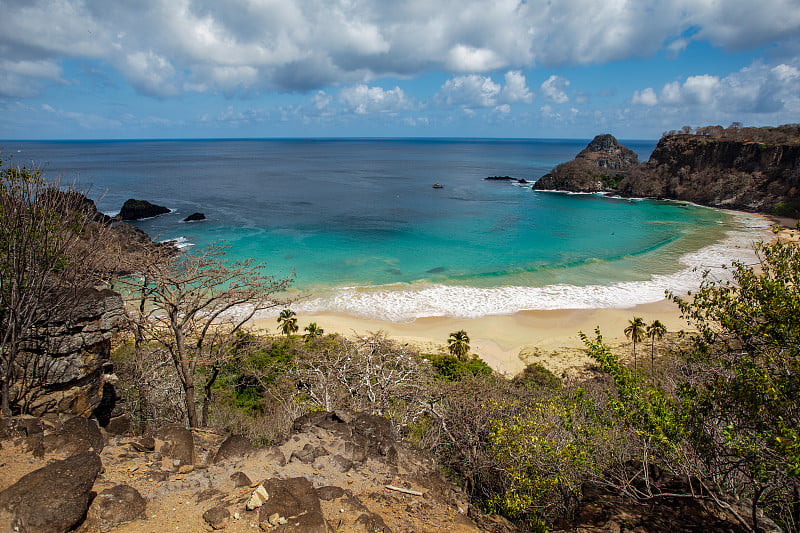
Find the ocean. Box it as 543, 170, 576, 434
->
1, 138, 771, 322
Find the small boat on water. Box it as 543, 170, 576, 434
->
432, 183, 444, 189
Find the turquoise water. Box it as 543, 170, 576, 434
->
2, 138, 770, 321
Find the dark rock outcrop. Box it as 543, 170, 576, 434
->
534, 134, 638, 192
43, 416, 104, 455
258, 477, 327, 532
183, 212, 206, 222
619, 133, 800, 214
0, 451, 102, 533
14, 288, 124, 417
533, 125, 800, 216
119, 199, 170, 220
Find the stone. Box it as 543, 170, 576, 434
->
131, 435, 155, 452
0, 451, 102, 533
246, 484, 269, 511
183, 212, 206, 222
316, 486, 346, 501
44, 416, 104, 455
119, 199, 170, 220
203, 506, 231, 530
214, 434, 256, 464
230, 471, 252, 488
331, 454, 353, 473
104, 414, 131, 435
154, 424, 195, 466
258, 477, 326, 533
82, 484, 146, 532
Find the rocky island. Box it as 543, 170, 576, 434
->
534, 124, 800, 217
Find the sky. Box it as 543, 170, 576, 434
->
1, 0, 800, 140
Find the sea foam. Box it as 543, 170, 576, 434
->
295, 212, 773, 323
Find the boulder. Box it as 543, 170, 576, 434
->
153, 424, 195, 466
203, 506, 230, 530
119, 199, 170, 221
183, 212, 206, 222
0, 451, 102, 532
258, 477, 327, 533
213, 434, 256, 464
44, 416, 104, 455
81, 484, 146, 532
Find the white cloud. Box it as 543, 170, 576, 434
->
437, 75, 502, 108
3, 0, 800, 97
338, 85, 410, 115
122, 51, 178, 98
632, 87, 658, 106
446, 45, 505, 72
500, 71, 533, 104
540, 75, 570, 104
629, 59, 800, 124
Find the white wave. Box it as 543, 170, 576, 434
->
294, 212, 772, 323
160, 236, 195, 250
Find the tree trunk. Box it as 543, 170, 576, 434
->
201, 365, 220, 427
184, 381, 198, 427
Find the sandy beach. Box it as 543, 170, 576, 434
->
253, 298, 689, 378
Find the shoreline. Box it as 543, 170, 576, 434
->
252, 298, 689, 378
250, 210, 789, 378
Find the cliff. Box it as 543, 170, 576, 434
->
619, 133, 800, 214
533, 134, 639, 192
533, 125, 800, 216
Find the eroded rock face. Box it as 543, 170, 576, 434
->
153, 424, 195, 466
534, 134, 639, 192
0, 451, 102, 533
13, 288, 124, 417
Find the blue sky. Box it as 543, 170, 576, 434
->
1, 0, 799, 140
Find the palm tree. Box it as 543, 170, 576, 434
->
303, 322, 324, 343
447, 330, 470, 361
624, 317, 647, 371
277, 308, 298, 336
646, 320, 667, 379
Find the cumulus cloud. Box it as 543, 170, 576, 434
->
2, 0, 800, 98
540, 75, 570, 104
437, 75, 502, 108
500, 71, 534, 104
632, 61, 800, 115
338, 85, 410, 114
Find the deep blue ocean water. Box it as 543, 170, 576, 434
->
1, 138, 771, 321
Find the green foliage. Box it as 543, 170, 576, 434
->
671, 240, 800, 528
277, 308, 298, 336
772, 201, 799, 217
582, 329, 686, 451
513, 362, 561, 389
624, 316, 647, 370
423, 353, 492, 381
486, 391, 609, 530
600, 173, 623, 189
302, 322, 324, 343
447, 330, 470, 360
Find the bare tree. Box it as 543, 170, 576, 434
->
0, 161, 113, 415
117, 243, 293, 427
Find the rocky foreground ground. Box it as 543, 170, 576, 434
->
0, 411, 761, 532
0, 411, 515, 533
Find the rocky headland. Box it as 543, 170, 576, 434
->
533, 124, 800, 217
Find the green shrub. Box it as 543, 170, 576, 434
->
772, 202, 799, 217
423, 353, 493, 381
513, 362, 561, 389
